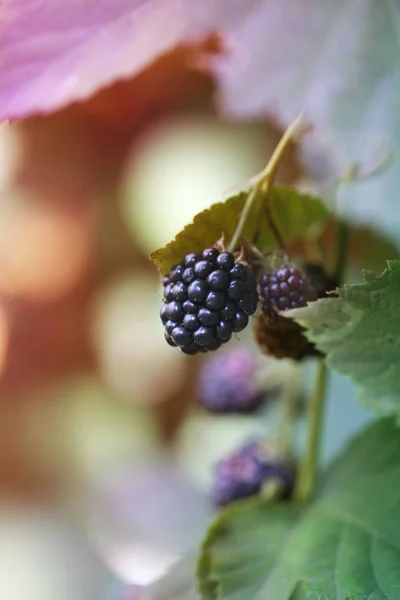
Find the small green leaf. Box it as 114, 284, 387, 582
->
198, 418, 400, 600
287, 260, 400, 417
150, 186, 329, 275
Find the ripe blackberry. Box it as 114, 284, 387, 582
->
160, 248, 259, 355
197, 347, 274, 414
255, 262, 330, 360
212, 441, 296, 507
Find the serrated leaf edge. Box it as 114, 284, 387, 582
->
150, 185, 330, 275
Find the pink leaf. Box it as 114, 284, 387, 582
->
0, 0, 260, 121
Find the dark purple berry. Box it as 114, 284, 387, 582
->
228, 280, 246, 301
279, 282, 289, 295
233, 311, 249, 332
212, 452, 264, 506
166, 301, 184, 322
230, 263, 248, 281
207, 269, 229, 290
165, 333, 177, 347
212, 439, 296, 506
221, 302, 236, 321
188, 280, 208, 304
237, 295, 250, 313
184, 253, 200, 267
183, 299, 197, 313
277, 296, 290, 310
181, 343, 202, 355
276, 268, 290, 282
172, 282, 187, 301
164, 283, 174, 302
183, 314, 200, 331
160, 304, 168, 324
216, 320, 233, 341
193, 326, 214, 346
169, 264, 185, 283
165, 320, 176, 335
206, 291, 226, 310
206, 338, 222, 352
198, 307, 219, 326
171, 326, 192, 347
182, 267, 196, 284
246, 294, 258, 315
269, 283, 280, 298
245, 278, 257, 292
197, 348, 267, 415
202, 248, 219, 262
216, 252, 235, 271
163, 276, 170, 286
194, 260, 214, 280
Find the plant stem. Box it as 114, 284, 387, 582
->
227, 111, 304, 253
277, 362, 302, 455
227, 184, 262, 253
294, 359, 328, 502
294, 174, 350, 502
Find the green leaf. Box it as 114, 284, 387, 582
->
287, 260, 400, 417
198, 500, 301, 600
150, 186, 329, 275
198, 418, 400, 600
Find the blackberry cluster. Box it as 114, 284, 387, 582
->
255, 262, 335, 360
212, 442, 296, 507
197, 347, 272, 413
160, 248, 259, 355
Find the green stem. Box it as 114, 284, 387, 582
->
228, 184, 262, 253
294, 176, 350, 502
294, 359, 328, 502
227, 111, 304, 253
277, 362, 302, 455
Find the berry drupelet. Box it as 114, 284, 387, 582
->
160, 248, 259, 355
212, 441, 296, 507
197, 347, 271, 414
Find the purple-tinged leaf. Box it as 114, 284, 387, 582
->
0, 0, 260, 121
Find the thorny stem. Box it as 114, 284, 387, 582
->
227, 111, 304, 253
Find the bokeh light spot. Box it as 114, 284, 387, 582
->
0, 195, 92, 301
121, 115, 270, 252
